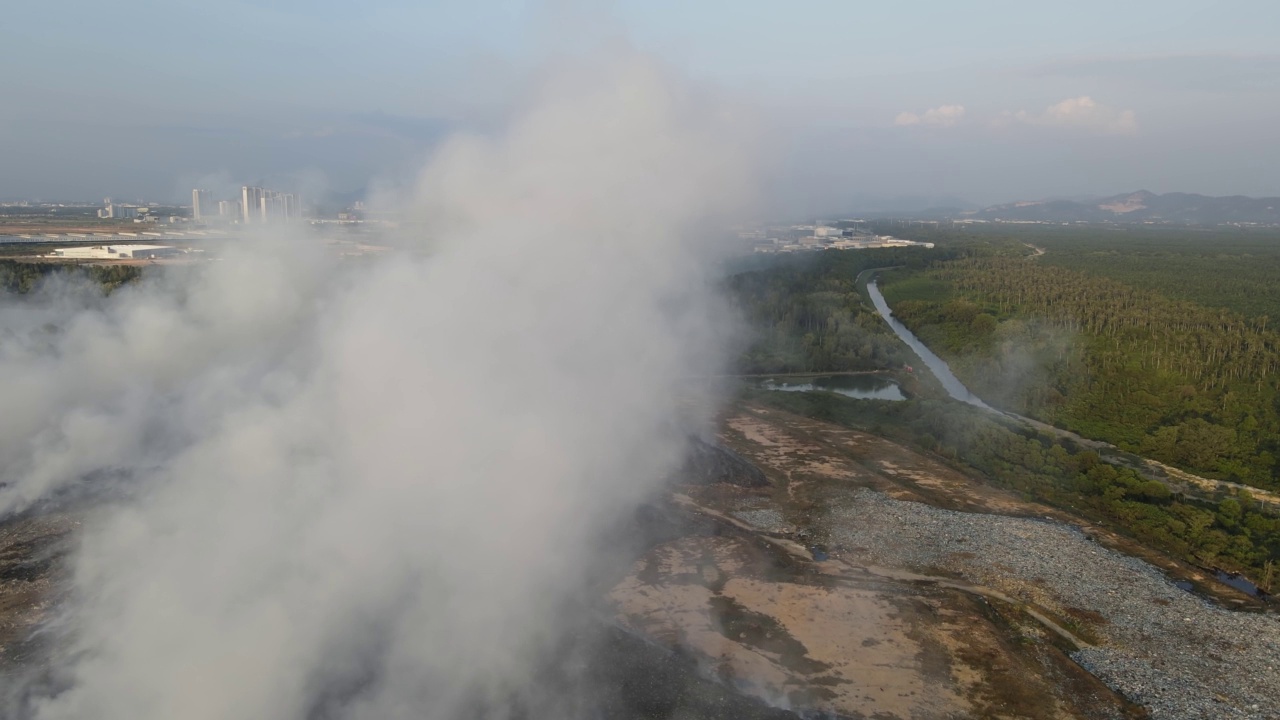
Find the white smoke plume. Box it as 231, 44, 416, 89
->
2, 52, 755, 719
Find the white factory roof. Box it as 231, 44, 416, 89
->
51, 244, 181, 259
54, 244, 173, 252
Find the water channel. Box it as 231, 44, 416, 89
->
760, 374, 905, 401
864, 278, 990, 409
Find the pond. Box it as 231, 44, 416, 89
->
1171, 572, 1269, 599
1214, 569, 1268, 598
759, 374, 905, 401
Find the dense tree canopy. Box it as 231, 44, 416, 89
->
730, 228, 1280, 585
725, 248, 954, 374
0, 260, 142, 295
880, 244, 1280, 491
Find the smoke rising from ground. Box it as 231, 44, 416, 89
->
2, 54, 754, 719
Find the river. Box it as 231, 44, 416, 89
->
864, 279, 990, 409
863, 269, 1277, 599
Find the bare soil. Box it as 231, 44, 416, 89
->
607, 401, 1279, 718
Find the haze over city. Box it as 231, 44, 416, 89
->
3, 0, 1278, 211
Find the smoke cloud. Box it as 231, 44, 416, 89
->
2, 52, 755, 719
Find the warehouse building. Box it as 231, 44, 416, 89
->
51, 245, 183, 260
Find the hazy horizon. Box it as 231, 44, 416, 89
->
2, 1, 1278, 214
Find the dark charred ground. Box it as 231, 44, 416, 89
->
0, 511, 76, 671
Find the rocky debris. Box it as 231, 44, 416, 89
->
815, 489, 1280, 720
731, 509, 794, 535
0, 513, 76, 669
678, 436, 769, 488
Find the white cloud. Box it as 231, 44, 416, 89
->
894, 104, 966, 128
1006, 96, 1137, 134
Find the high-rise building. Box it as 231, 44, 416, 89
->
260, 191, 281, 222
241, 186, 263, 224
218, 200, 235, 218
238, 185, 303, 224
284, 190, 300, 219
192, 189, 213, 222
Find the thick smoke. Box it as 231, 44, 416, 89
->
3, 54, 754, 719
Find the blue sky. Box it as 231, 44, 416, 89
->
2, 0, 1278, 209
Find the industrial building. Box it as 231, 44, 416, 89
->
51, 245, 183, 260
97, 202, 139, 220
751, 235, 935, 254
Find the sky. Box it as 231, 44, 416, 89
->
2, 0, 1278, 211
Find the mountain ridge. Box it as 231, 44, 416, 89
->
967, 190, 1280, 225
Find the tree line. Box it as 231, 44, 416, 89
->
745, 389, 1280, 591
724, 248, 956, 374
0, 259, 143, 295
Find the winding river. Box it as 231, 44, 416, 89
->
864, 279, 991, 410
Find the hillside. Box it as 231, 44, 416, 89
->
969, 190, 1280, 225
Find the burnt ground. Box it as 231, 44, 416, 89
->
0, 512, 76, 671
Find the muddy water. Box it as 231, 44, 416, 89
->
865, 279, 990, 409
1214, 569, 1268, 597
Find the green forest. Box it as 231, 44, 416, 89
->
728, 230, 1280, 588
0, 259, 142, 294
724, 248, 956, 374
874, 232, 1280, 492
871, 222, 1280, 320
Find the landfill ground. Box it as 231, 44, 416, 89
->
607, 402, 1277, 719
2, 402, 1276, 718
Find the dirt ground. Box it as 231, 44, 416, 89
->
609, 527, 1134, 719
605, 402, 1278, 718
712, 404, 1260, 609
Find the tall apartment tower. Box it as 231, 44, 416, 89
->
241, 186, 264, 224
260, 191, 282, 222
192, 189, 213, 222
281, 193, 299, 220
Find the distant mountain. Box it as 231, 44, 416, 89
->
968, 191, 1280, 225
